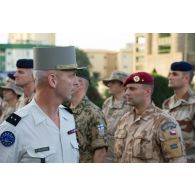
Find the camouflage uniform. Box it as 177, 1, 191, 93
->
16, 93, 34, 110
71, 96, 108, 163
102, 96, 130, 162
114, 103, 186, 163
163, 89, 195, 162
0, 104, 17, 124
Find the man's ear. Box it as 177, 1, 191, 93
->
48, 73, 57, 88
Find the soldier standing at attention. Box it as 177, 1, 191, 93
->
0, 46, 80, 163
15, 59, 35, 109
70, 69, 108, 163
162, 61, 195, 162
114, 72, 186, 163
102, 70, 130, 162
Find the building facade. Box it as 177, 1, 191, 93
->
133, 33, 195, 77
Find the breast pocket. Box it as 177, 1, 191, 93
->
132, 137, 153, 160
23, 147, 56, 163
70, 140, 79, 162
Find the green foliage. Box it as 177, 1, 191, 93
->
76, 48, 104, 107
76, 48, 90, 67
152, 74, 173, 108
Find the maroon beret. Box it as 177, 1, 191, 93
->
124, 72, 154, 86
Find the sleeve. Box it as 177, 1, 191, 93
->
90, 109, 108, 151
157, 117, 186, 162
0, 122, 19, 162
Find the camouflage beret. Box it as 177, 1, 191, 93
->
171, 61, 193, 71
16, 59, 33, 69
103, 70, 129, 86
124, 72, 154, 86
76, 68, 90, 82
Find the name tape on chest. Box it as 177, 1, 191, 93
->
35, 146, 50, 153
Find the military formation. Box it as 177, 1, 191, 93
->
0, 45, 194, 163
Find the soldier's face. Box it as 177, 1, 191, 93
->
3, 89, 17, 102
107, 80, 124, 95
168, 71, 186, 89
125, 84, 146, 106
15, 68, 34, 87
55, 70, 77, 102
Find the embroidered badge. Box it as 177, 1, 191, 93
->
133, 76, 140, 82
67, 128, 78, 135
161, 122, 176, 131
0, 131, 15, 147
170, 129, 176, 135
170, 144, 178, 149
97, 124, 105, 135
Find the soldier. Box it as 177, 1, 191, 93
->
0, 46, 80, 163
162, 61, 195, 162
102, 70, 131, 162
0, 82, 23, 123
15, 59, 35, 109
70, 69, 108, 162
114, 72, 186, 163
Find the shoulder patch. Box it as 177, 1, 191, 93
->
6, 113, 22, 126
161, 122, 176, 131
64, 106, 73, 114
0, 131, 15, 147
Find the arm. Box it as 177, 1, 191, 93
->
93, 147, 107, 163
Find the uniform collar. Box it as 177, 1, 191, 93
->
71, 96, 88, 115
110, 96, 126, 109
132, 103, 156, 122
167, 89, 195, 109
30, 99, 69, 125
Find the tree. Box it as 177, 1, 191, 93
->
152, 74, 173, 108
76, 48, 104, 107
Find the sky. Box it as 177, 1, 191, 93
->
0, 32, 134, 51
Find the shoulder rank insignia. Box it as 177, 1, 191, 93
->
0, 131, 15, 147
64, 107, 73, 114
6, 113, 21, 126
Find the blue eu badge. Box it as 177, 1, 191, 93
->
0, 131, 15, 147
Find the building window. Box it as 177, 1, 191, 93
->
158, 45, 171, 54
137, 37, 145, 45
136, 65, 143, 70
159, 33, 171, 38
136, 56, 144, 63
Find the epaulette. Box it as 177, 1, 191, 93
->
6, 113, 22, 126
64, 106, 73, 114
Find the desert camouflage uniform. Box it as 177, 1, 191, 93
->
72, 96, 108, 163
102, 96, 131, 162
0, 104, 16, 124
114, 103, 186, 163
163, 89, 195, 162
16, 93, 34, 110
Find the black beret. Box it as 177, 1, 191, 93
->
16, 59, 33, 69
171, 61, 193, 71
76, 68, 90, 82
7, 71, 15, 80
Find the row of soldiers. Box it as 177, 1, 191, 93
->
0, 46, 194, 163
